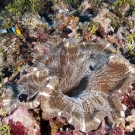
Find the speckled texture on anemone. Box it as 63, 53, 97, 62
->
2, 70, 48, 114
34, 39, 135, 133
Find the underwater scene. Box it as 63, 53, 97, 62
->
0, 0, 135, 134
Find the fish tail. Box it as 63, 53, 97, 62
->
0, 29, 7, 34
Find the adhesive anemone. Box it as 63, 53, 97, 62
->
2, 39, 135, 133
35, 39, 135, 133
2, 70, 48, 115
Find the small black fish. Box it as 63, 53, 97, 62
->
2, 67, 13, 78
23, 56, 28, 60
18, 94, 28, 102
130, 58, 135, 65
27, 60, 34, 66
46, 1, 53, 8
39, 11, 53, 25
22, 70, 27, 75
22, 42, 29, 49
89, 65, 94, 71
45, 1, 54, 14
79, 16, 90, 23
26, 37, 37, 43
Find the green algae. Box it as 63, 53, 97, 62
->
87, 22, 99, 34
0, 0, 44, 28
126, 34, 135, 56
5, 0, 44, 15
112, 0, 135, 17
113, 0, 135, 6
0, 121, 11, 135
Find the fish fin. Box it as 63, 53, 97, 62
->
12, 27, 18, 36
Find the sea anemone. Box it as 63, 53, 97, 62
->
2, 39, 135, 133
36, 39, 135, 133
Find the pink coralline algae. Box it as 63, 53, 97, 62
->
2, 39, 135, 133
8, 119, 27, 135
2, 107, 40, 135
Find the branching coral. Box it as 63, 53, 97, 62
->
2, 39, 135, 133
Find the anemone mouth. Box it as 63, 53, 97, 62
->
62, 76, 89, 97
